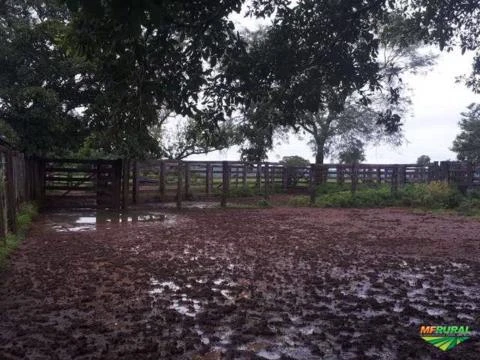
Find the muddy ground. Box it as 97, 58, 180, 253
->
0, 207, 479, 359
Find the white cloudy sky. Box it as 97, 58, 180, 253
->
187, 11, 480, 164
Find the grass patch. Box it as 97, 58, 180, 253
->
287, 181, 480, 216
0, 203, 38, 269
257, 199, 272, 208
288, 196, 311, 207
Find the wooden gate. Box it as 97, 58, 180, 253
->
43, 159, 122, 209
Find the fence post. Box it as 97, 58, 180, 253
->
184, 162, 190, 199
282, 166, 289, 191
466, 162, 474, 188
440, 161, 450, 183
398, 165, 407, 186
351, 163, 358, 194
391, 166, 398, 194
221, 161, 229, 207
159, 160, 166, 199
242, 164, 248, 188
264, 162, 270, 200
112, 159, 122, 210
121, 159, 130, 210
427, 162, 438, 182
176, 162, 183, 209
337, 165, 344, 184
270, 166, 275, 193
256, 163, 262, 192
132, 161, 138, 204
309, 164, 316, 205
234, 165, 239, 187
206, 163, 212, 195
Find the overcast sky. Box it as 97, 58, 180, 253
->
187, 12, 480, 164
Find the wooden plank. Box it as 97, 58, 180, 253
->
45, 167, 110, 173
45, 176, 98, 181
43, 158, 103, 164
45, 186, 96, 191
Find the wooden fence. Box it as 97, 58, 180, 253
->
0, 145, 43, 243
1, 156, 479, 221
130, 160, 480, 207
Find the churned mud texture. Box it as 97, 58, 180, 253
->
1, 207, 480, 359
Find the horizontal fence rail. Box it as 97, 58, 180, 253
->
128, 160, 480, 207
2, 155, 480, 217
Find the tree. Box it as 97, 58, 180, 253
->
416, 155, 431, 166
232, 8, 436, 163
222, 0, 394, 161
338, 140, 366, 164
0, 0, 94, 155
279, 155, 310, 186
149, 111, 240, 160
451, 103, 480, 162
298, 98, 403, 165
58, 0, 255, 158
4, 0, 479, 160
403, 1, 480, 92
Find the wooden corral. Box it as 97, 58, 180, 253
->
129, 160, 480, 206
1, 154, 480, 216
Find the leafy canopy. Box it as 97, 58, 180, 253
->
451, 103, 480, 162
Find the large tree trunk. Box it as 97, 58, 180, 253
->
315, 152, 324, 165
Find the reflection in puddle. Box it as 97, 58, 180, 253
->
149, 277, 203, 318
48, 211, 170, 232
169, 298, 202, 317
149, 278, 180, 292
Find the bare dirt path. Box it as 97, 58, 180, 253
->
0, 208, 479, 359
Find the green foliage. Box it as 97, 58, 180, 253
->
309, 181, 464, 210
315, 182, 351, 195
280, 156, 310, 167
338, 140, 366, 164
405, 1, 480, 91
151, 113, 241, 160
317, 186, 395, 208
398, 181, 462, 209
451, 103, 480, 162
61, 0, 248, 158
279, 155, 310, 187
457, 198, 480, 216
416, 155, 431, 166
287, 196, 310, 207
228, 185, 255, 198
0, 1, 94, 155
257, 199, 272, 208
0, 203, 37, 269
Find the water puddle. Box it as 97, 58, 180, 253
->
47, 210, 171, 232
